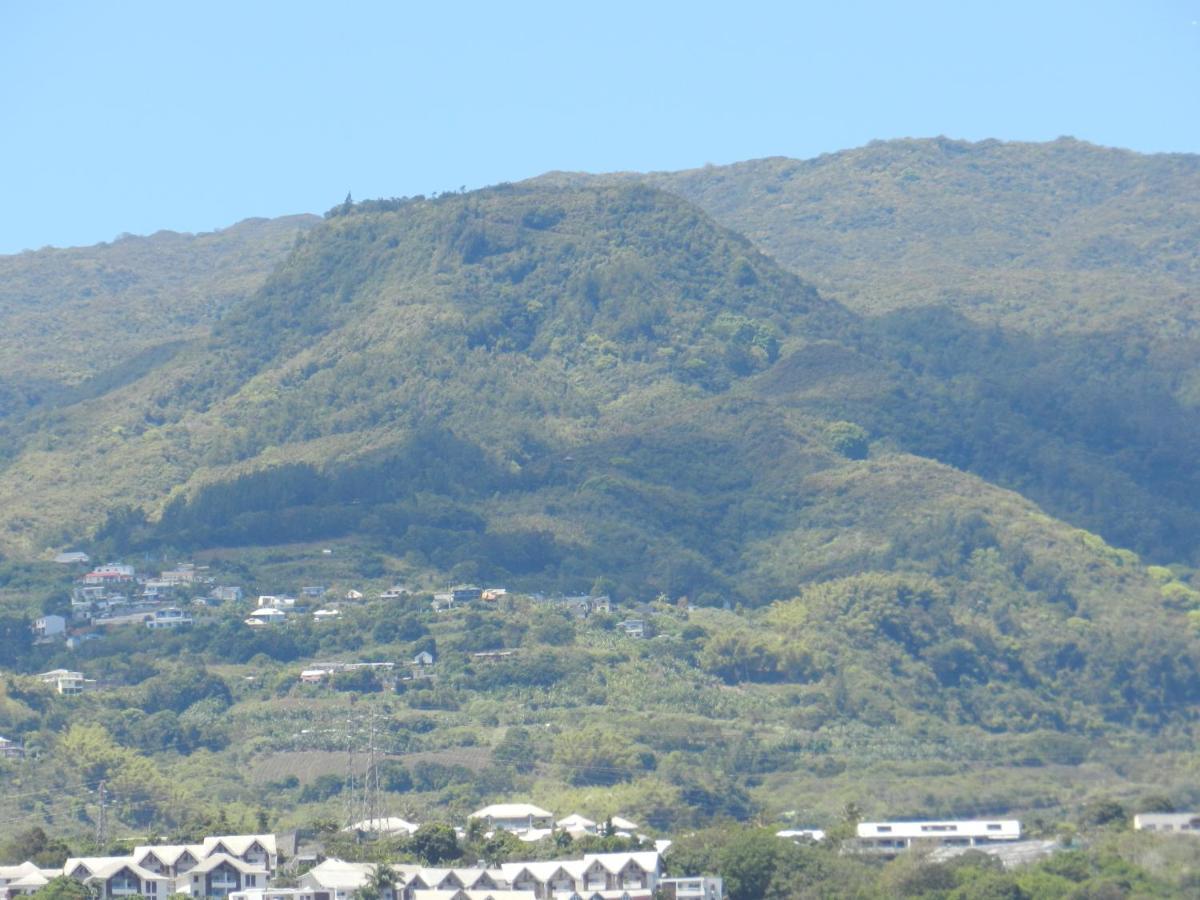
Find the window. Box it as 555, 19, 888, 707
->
987, 824, 1002, 831
877, 826, 892, 833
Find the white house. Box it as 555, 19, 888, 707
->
230, 891, 327, 900
83, 564, 136, 585
54, 551, 90, 565
410, 892, 533, 900
258, 596, 297, 610
0, 736, 25, 759
38, 669, 91, 695
856, 820, 1021, 853
132, 844, 205, 879
176, 854, 268, 898
615, 620, 646, 639
298, 860, 392, 900
64, 857, 169, 899
658, 877, 723, 900
160, 565, 199, 586
500, 851, 664, 898
146, 607, 193, 629
344, 817, 420, 836
556, 814, 597, 837
776, 828, 826, 843
1133, 813, 1200, 833
200, 835, 279, 873
246, 608, 288, 627
469, 804, 554, 833
0, 862, 60, 899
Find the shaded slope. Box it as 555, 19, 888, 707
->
610, 140, 1200, 563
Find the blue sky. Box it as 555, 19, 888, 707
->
2, 0, 1197, 253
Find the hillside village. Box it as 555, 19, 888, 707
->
20, 558, 652, 692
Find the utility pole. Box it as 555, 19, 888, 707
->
342, 715, 359, 830
365, 712, 380, 829
96, 781, 109, 848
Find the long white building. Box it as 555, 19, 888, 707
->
856, 819, 1021, 853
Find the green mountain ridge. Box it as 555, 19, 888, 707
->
2, 151, 1200, 846
533, 139, 1200, 563
0, 215, 320, 404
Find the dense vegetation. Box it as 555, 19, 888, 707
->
636, 140, 1200, 563
0, 215, 317, 411
1, 141, 1199, 865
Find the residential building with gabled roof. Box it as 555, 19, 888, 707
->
201, 835, 278, 873
0, 862, 61, 900
66, 858, 168, 899
131, 844, 205, 877
554, 815, 596, 838
657, 877, 722, 900
469, 804, 554, 833
343, 817, 420, 837
298, 860, 387, 900
176, 853, 269, 898
498, 853, 663, 899
229, 890, 328, 900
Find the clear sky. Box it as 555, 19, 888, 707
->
2, 0, 1198, 253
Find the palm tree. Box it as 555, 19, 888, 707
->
359, 862, 397, 900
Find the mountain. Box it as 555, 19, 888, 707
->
644, 137, 1200, 337
0, 215, 319, 416
588, 140, 1200, 565
1, 167, 1199, 844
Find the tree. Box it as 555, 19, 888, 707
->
717, 828, 782, 900
823, 421, 870, 459
408, 824, 461, 865
1, 827, 73, 867
553, 727, 639, 786
357, 863, 397, 900
27, 877, 89, 900
480, 830, 522, 866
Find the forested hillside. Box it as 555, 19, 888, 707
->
644, 138, 1200, 336
617, 140, 1200, 564
0, 215, 318, 407
0, 178, 1193, 717
2, 145, 1200, 848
